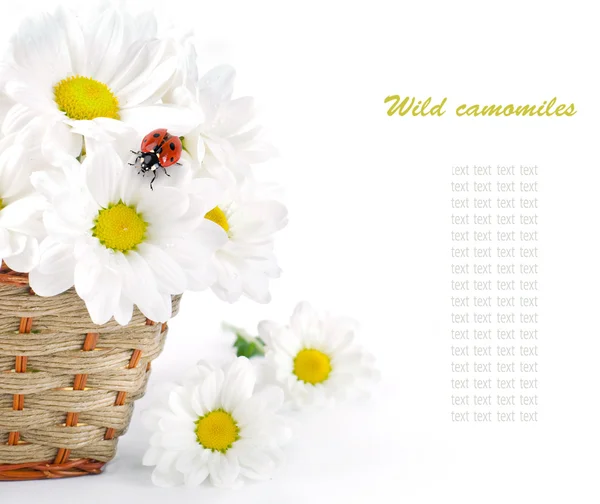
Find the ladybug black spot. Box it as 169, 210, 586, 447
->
170, 157, 174, 162
153, 133, 160, 138
170, 142, 175, 150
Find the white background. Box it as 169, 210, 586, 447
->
2, 0, 600, 502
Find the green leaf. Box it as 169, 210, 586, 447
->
223, 323, 265, 358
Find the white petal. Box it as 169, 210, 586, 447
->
220, 357, 255, 411
184, 464, 210, 488
264, 326, 301, 357
29, 265, 74, 296
190, 386, 206, 417
208, 451, 241, 489
159, 431, 196, 450
29, 170, 62, 201
141, 406, 170, 432
3, 237, 39, 273
0, 230, 25, 262
151, 452, 184, 487
199, 369, 224, 412
9, 11, 72, 86
136, 243, 187, 294
323, 317, 358, 354
54, 6, 86, 74
65, 119, 118, 142
127, 11, 158, 45
93, 117, 138, 142
239, 267, 273, 304
114, 294, 134, 325
235, 443, 276, 480
42, 205, 89, 243
291, 301, 322, 342
81, 266, 121, 324
253, 386, 285, 415
142, 446, 163, 467
167, 85, 201, 111
119, 105, 198, 137
183, 362, 215, 388
232, 200, 288, 240
212, 97, 255, 137
168, 386, 196, 422
211, 253, 244, 301
85, 7, 125, 83
42, 120, 83, 165
194, 219, 229, 251
174, 449, 196, 473
108, 39, 157, 94
158, 414, 196, 433
185, 133, 205, 164
2, 104, 38, 137
83, 142, 122, 207
0, 197, 44, 234
197, 65, 236, 121
4, 81, 59, 116
257, 320, 282, 347
188, 177, 225, 214
0, 144, 27, 199
29, 240, 75, 296
115, 39, 177, 106
137, 186, 189, 228
122, 251, 171, 322
166, 232, 222, 293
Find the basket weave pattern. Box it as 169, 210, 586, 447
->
0, 264, 180, 480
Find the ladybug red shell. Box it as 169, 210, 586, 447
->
131, 128, 183, 189
141, 128, 183, 167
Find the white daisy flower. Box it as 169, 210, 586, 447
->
142, 357, 291, 488
0, 3, 194, 162
28, 138, 225, 325
0, 136, 46, 272
166, 44, 275, 186
258, 302, 379, 407
202, 180, 287, 303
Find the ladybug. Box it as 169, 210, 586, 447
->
130, 128, 183, 189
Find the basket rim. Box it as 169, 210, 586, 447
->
0, 458, 105, 480
0, 262, 29, 287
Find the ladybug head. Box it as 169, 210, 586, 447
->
135, 152, 159, 172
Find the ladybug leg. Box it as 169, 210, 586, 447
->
148, 164, 162, 190
161, 166, 171, 177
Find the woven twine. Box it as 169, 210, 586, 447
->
0, 264, 181, 480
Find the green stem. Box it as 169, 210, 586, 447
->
77, 138, 87, 162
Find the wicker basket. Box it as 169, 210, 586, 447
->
0, 263, 181, 480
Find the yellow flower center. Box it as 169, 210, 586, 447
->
195, 410, 239, 452
204, 206, 230, 233
293, 349, 332, 385
54, 75, 120, 121
0, 198, 4, 211
93, 202, 147, 252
